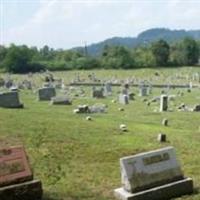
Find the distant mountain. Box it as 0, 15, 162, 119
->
72, 28, 200, 57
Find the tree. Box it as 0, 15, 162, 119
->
151, 39, 170, 66
170, 38, 199, 66
3, 45, 44, 73
0, 45, 7, 69
101, 46, 134, 69
181, 37, 199, 65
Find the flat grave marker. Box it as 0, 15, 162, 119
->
0, 146, 33, 187
0, 146, 43, 200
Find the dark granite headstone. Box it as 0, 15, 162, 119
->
0, 92, 23, 108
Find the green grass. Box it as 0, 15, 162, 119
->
0, 67, 200, 200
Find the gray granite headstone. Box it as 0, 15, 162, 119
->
50, 96, 71, 105
92, 88, 104, 98
114, 146, 193, 200
0, 92, 23, 108
38, 87, 56, 101
104, 83, 112, 96
139, 87, 148, 97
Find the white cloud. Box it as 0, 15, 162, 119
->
2, 0, 200, 49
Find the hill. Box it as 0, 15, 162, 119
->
73, 28, 200, 56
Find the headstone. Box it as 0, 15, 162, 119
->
157, 133, 167, 142
114, 146, 193, 200
86, 116, 92, 121
0, 146, 43, 200
160, 95, 168, 112
10, 86, 18, 92
104, 83, 112, 96
89, 104, 107, 113
162, 118, 168, 126
119, 94, 129, 105
74, 105, 90, 114
121, 88, 128, 95
92, 88, 104, 98
38, 87, 56, 101
120, 124, 127, 132
51, 96, 72, 105
4, 80, 13, 89
128, 92, 135, 100
0, 92, 23, 108
192, 104, 200, 112
139, 87, 148, 97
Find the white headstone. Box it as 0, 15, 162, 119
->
120, 146, 183, 192
119, 94, 129, 105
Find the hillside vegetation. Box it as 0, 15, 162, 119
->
0, 29, 200, 73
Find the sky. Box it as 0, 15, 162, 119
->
1, 0, 200, 49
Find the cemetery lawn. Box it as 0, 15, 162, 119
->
0, 67, 200, 200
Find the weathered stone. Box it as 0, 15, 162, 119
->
119, 94, 129, 105
160, 95, 168, 112
119, 147, 183, 193
0, 146, 33, 187
104, 83, 112, 95
0, 92, 23, 108
114, 146, 193, 200
157, 133, 167, 142
0, 179, 43, 200
192, 104, 200, 112
162, 119, 168, 126
38, 87, 56, 101
74, 105, 90, 114
139, 87, 148, 97
51, 96, 72, 105
114, 178, 193, 200
92, 88, 104, 98
86, 116, 92, 121
120, 124, 127, 132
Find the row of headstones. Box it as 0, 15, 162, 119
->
0, 145, 194, 200
0, 86, 72, 108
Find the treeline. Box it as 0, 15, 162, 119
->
0, 37, 199, 73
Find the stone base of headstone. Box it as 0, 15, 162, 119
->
2, 103, 24, 109
114, 178, 193, 200
0, 180, 43, 200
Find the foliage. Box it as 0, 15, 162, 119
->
101, 45, 134, 69
2, 45, 45, 73
1, 38, 199, 73
151, 40, 170, 66
170, 38, 199, 66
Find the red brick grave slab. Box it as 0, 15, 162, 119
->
0, 146, 43, 200
0, 146, 33, 187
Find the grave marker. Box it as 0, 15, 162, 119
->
0, 146, 33, 187
0, 146, 43, 200
38, 87, 56, 101
119, 94, 129, 105
0, 92, 23, 108
160, 95, 168, 112
114, 146, 193, 200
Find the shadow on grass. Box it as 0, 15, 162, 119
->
42, 194, 61, 200
193, 187, 200, 195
